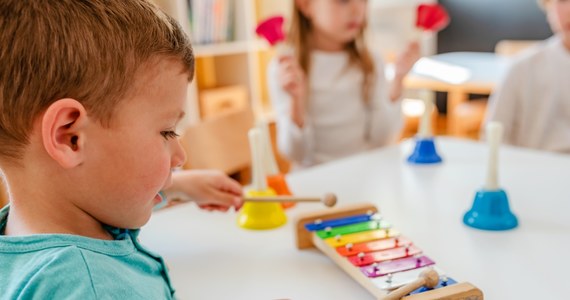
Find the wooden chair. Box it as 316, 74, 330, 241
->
180, 109, 255, 181
451, 40, 540, 139
452, 98, 488, 139
495, 40, 540, 57
400, 99, 440, 139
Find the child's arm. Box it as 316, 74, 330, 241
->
390, 41, 421, 101
162, 170, 243, 212
267, 57, 314, 165
277, 56, 307, 127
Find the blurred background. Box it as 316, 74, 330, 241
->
0, 0, 554, 205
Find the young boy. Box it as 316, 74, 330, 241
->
0, 0, 241, 298
484, 0, 570, 153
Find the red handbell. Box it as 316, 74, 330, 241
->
416, 4, 450, 32
255, 15, 285, 46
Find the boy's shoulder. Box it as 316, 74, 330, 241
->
0, 232, 174, 299
509, 36, 562, 70
0, 243, 98, 299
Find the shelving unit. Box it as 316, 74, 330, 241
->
151, 0, 291, 127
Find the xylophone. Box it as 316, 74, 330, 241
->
295, 203, 483, 300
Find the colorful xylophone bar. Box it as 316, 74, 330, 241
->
294, 203, 483, 300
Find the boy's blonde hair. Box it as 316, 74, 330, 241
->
0, 0, 194, 161
288, 2, 376, 104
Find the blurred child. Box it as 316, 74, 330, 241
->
484, 0, 570, 152
268, 0, 420, 168
0, 0, 241, 298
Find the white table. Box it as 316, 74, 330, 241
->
140, 138, 570, 299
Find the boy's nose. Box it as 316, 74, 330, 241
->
171, 138, 187, 168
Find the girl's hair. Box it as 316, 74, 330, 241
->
288, 2, 376, 104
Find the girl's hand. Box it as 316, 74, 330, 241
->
390, 41, 421, 101
394, 41, 421, 81
278, 55, 307, 127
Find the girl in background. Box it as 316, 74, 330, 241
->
268, 0, 420, 168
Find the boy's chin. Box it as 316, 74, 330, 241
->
131, 211, 154, 229
113, 210, 153, 230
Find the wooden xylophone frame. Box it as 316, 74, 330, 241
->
294, 203, 483, 300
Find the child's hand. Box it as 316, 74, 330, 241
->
394, 41, 421, 81
390, 41, 421, 101
278, 55, 307, 127
168, 170, 243, 212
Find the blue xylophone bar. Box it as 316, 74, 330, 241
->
409, 277, 458, 295
304, 214, 375, 231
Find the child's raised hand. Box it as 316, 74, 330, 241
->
168, 170, 243, 212
389, 41, 421, 101
394, 41, 421, 80
278, 55, 307, 127
278, 55, 306, 100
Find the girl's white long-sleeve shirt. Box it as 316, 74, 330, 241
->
268, 50, 402, 168
485, 36, 570, 153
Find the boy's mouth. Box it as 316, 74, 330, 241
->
153, 193, 163, 204
152, 192, 169, 210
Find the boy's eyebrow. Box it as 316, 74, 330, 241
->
163, 110, 186, 121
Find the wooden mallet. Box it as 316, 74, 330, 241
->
243, 193, 337, 207
383, 268, 440, 300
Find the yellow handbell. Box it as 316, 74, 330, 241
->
237, 187, 287, 230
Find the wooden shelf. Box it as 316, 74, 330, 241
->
193, 41, 248, 57
193, 40, 269, 58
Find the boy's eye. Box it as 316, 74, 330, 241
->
161, 131, 180, 139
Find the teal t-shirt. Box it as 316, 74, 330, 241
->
0, 206, 176, 299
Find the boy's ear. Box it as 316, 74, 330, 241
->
41, 98, 88, 169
